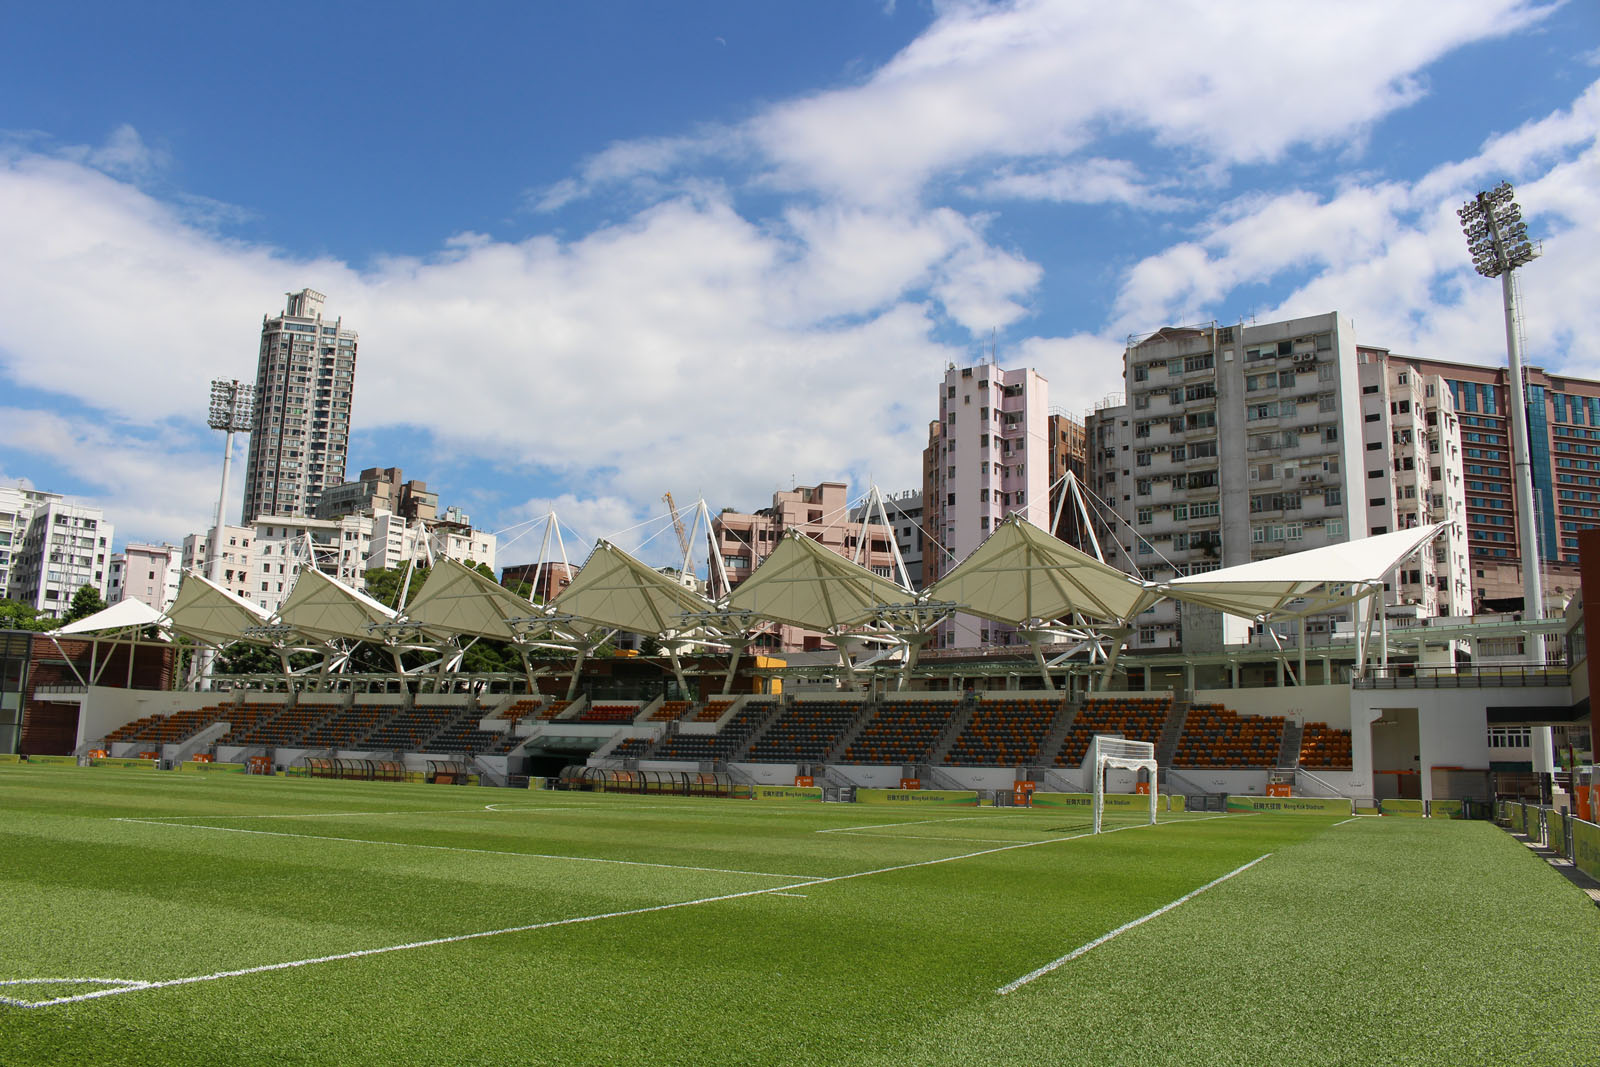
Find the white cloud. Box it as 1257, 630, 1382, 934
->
1107, 79, 1600, 372
0, 146, 1034, 546
1012, 333, 1127, 418
750, 0, 1553, 203
0, 408, 217, 545
974, 159, 1190, 211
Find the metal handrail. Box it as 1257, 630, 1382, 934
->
1357, 664, 1570, 689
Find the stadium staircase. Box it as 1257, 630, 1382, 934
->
822, 702, 879, 761
1277, 720, 1304, 769
723, 699, 796, 762
169, 721, 230, 765
922, 703, 974, 765
1033, 700, 1079, 765
1155, 697, 1190, 765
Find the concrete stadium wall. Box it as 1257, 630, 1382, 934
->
81, 688, 230, 750
1194, 686, 1350, 729
1165, 768, 1272, 796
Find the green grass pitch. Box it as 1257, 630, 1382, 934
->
1, 764, 1594, 1066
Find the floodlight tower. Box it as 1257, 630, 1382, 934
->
1458, 181, 1543, 661
206, 378, 255, 584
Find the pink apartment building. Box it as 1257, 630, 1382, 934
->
709, 481, 898, 652
923, 363, 1053, 647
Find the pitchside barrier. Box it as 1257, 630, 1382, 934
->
751, 785, 824, 801
1226, 795, 1353, 815
1030, 792, 1186, 813
855, 788, 979, 806
1378, 798, 1427, 817
1497, 800, 1600, 884
179, 760, 247, 774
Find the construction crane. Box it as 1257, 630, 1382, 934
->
662, 492, 691, 560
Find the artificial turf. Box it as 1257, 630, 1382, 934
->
0, 764, 1593, 1066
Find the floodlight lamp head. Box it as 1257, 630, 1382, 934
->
207, 378, 256, 431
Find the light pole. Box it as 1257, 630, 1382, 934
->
201, 379, 254, 687
207, 379, 255, 583
1458, 181, 1543, 661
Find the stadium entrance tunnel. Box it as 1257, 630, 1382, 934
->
518, 735, 612, 779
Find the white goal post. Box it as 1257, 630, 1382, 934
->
1089, 735, 1158, 834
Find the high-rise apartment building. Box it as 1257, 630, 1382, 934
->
710, 481, 898, 652
1087, 313, 1473, 649
1382, 354, 1600, 604
6, 494, 114, 618
922, 363, 1051, 646
0, 486, 35, 600
241, 289, 358, 523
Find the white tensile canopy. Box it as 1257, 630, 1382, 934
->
727, 530, 913, 632
273, 566, 398, 644
550, 541, 713, 638
925, 515, 1161, 626
1166, 523, 1450, 621
166, 572, 273, 646
404, 557, 542, 642
51, 597, 165, 637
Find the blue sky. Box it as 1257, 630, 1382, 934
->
1, 0, 1597, 569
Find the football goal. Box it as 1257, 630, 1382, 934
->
1090, 734, 1159, 834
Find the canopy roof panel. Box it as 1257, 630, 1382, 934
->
275, 566, 397, 644
728, 530, 912, 631
52, 598, 165, 637
925, 515, 1158, 626
1165, 523, 1450, 619
551, 541, 712, 636
405, 557, 540, 642
166, 572, 273, 646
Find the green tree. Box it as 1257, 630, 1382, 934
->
0, 598, 55, 632
62, 584, 107, 624
363, 565, 430, 610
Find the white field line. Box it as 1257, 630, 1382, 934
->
12, 815, 1165, 1009
817, 814, 1024, 834
110, 818, 818, 881
996, 852, 1273, 995
823, 832, 1029, 844
150, 809, 501, 820
1332, 816, 1372, 827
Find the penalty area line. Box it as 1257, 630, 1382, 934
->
996, 852, 1273, 995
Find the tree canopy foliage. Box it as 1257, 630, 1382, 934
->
0, 599, 55, 632
62, 584, 107, 624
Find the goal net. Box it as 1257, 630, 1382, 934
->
1090, 735, 1158, 834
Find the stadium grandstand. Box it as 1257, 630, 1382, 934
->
4, 511, 1590, 813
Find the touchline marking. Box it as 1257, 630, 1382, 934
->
110, 818, 817, 881
151, 809, 497, 820
1332, 816, 1364, 827
0, 979, 150, 1008
996, 852, 1273, 995
12, 815, 1162, 1009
